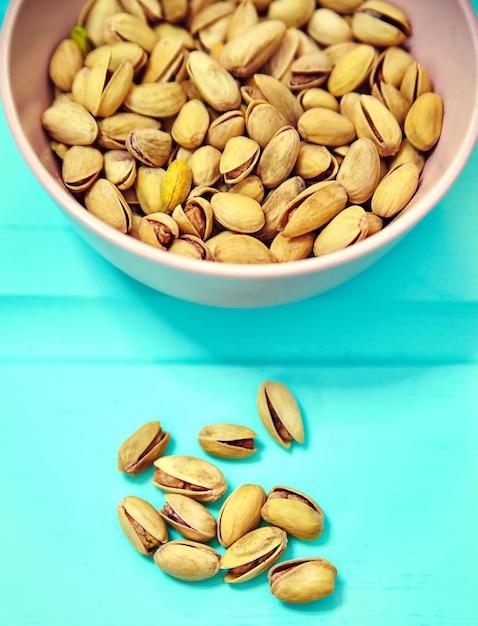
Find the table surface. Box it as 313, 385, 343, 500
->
1, 2, 477, 625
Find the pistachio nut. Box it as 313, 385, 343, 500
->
294, 143, 338, 184
85, 41, 148, 74
217, 484, 266, 548
318, 0, 362, 11
152, 454, 228, 502
261, 27, 300, 80
400, 62, 432, 104
172, 196, 213, 239
371, 162, 420, 218
125, 128, 172, 167
229, 175, 265, 203
135, 166, 166, 214
370, 46, 414, 89
219, 136, 261, 185
159, 493, 217, 542
84, 53, 134, 117
253, 73, 304, 126
307, 8, 353, 47
198, 423, 258, 459
352, 94, 402, 157
168, 234, 212, 260
268, 557, 338, 603
104, 11, 158, 52
324, 40, 360, 64
372, 80, 411, 127
117, 495, 168, 556
137, 211, 179, 248
256, 175, 306, 242
186, 50, 241, 112
226, 0, 259, 40
160, 0, 188, 23
42, 100, 98, 146
389, 139, 426, 174
277, 180, 348, 238
261, 486, 325, 540
117, 420, 170, 475
62, 145, 104, 193
219, 20, 286, 78
352, 0, 412, 47
336, 137, 381, 203
267, 0, 315, 28
49, 38, 84, 92
404, 92, 444, 152
269, 231, 314, 263
141, 36, 187, 83
328, 43, 376, 97
160, 160, 193, 213
257, 380, 304, 448
288, 50, 333, 91
245, 100, 288, 149
213, 234, 276, 264
313, 205, 371, 256
154, 539, 221, 581
297, 107, 356, 147
171, 99, 210, 149
187, 145, 222, 187
77, 0, 122, 48
256, 126, 301, 189
103, 149, 137, 190
123, 81, 187, 118
120, 0, 163, 22
96, 112, 161, 149
84, 178, 132, 232
298, 87, 339, 112
211, 192, 265, 234
220, 525, 287, 583
206, 109, 246, 150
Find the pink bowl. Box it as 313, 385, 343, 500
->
1, 0, 477, 307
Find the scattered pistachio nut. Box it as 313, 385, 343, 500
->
154, 539, 221, 582
117, 495, 168, 556
197, 423, 258, 459
159, 493, 217, 543
268, 557, 338, 604
217, 483, 266, 548
257, 380, 305, 448
117, 420, 171, 475
261, 485, 325, 540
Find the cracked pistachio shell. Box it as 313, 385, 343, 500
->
245, 99, 289, 149
256, 175, 306, 242
171, 99, 210, 150
288, 50, 332, 91
117, 495, 168, 556
389, 139, 425, 174
298, 107, 356, 147
49, 38, 84, 92
159, 494, 217, 542
372, 81, 411, 127
219, 20, 286, 78
117, 420, 170, 475
353, 94, 402, 157
267, 0, 315, 28
104, 12, 158, 52
97, 112, 161, 149
84, 52, 134, 117
84, 178, 132, 232
168, 234, 211, 260
154, 539, 221, 581
137, 211, 179, 248
227, 0, 259, 39
186, 50, 241, 112
307, 8, 353, 46
211, 192, 265, 234
172, 197, 213, 240
152, 455, 228, 502
352, 0, 411, 47
198, 423, 258, 459
103, 149, 136, 190
256, 125, 301, 189
126, 128, 172, 167
277, 180, 348, 238
76, 0, 122, 48
370, 46, 414, 89
62, 145, 104, 193
219, 136, 261, 185
371, 162, 420, 218
261, 486, 324, 540
217, 484, 266, 547
42, 101, 98, 146
254, 73, 304, 126
206, 109, 246, 150
120, 0, 163, 23
294, 143, 338, 183
160, 160, 193, 213
257, 380, 304, 448
260, 27, 299, 80
189, 1, 236, 35
85, 42, 147, 73
400, 62, 432, 104
214, 233, 277, 264
269, 231, 314, 263
269, 557, 338, 604
220, 526, 287, 583
313, 205, 369, 256
123, 82, 186, 118
135, 166, 166, 215
188, 145, 222, 187
141, 36, 187, 83
336, 137, 381, 203
328, 44, 377, 97
404, 92, 444, 152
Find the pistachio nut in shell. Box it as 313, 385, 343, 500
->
49, 38, 84, 92
206, 109, 246, 150
84, 178, 132, 233
103, 11, 158, 53
137, 211, 179, 249
253, 73, 304, 126
159, 493, 217, 542
269, 557, 338, 604
172, 197, 213, 240
125, 128, 172, 167
135, 166, 166, 215
328, 44, 377, 97
217, 484, 266, 548
313, 205, 370, 256
186, 50, 241, 112
160, 160, 193, 213
97, 112, 161, 150
171, 99, 210, 149
220, 525, 287, 583
370, 46, 414, 89
168, 234, 211, 260
371, 162, 420, 218
336, 137, 380, 204
117, 420, 170, 475
261, 486, 324, 540
103, 149, 136, 190
123, 81, 186, 118
297, 107, 356, 147
245, 100, 288, 149
42, 101, 98, 146
257, 380, 304, 448
154, 539, 221, 582
287, 50, 333, 92
256, 125, 301, 189
188, 145, 222, 187
353, 94, 402, 157
219, 136, 261, 185
117, 495, 168, 556
404, 92, 444, 152
198, 423, 258, 459
211, 192, 265, 234
294, 143, 338, 183
214, 234, 277, 264
352, 0, 411, 47
270, 232, 315, 263
152, 454, 228, 502
256, 175, 306, 242
61, 145, 104, 193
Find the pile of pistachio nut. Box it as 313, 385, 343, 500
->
117, 380, 338, 604
42, 0, 444, 264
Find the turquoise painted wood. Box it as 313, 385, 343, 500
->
1, 1, 477, 625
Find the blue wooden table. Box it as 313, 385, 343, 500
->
1, 2, 477, 625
